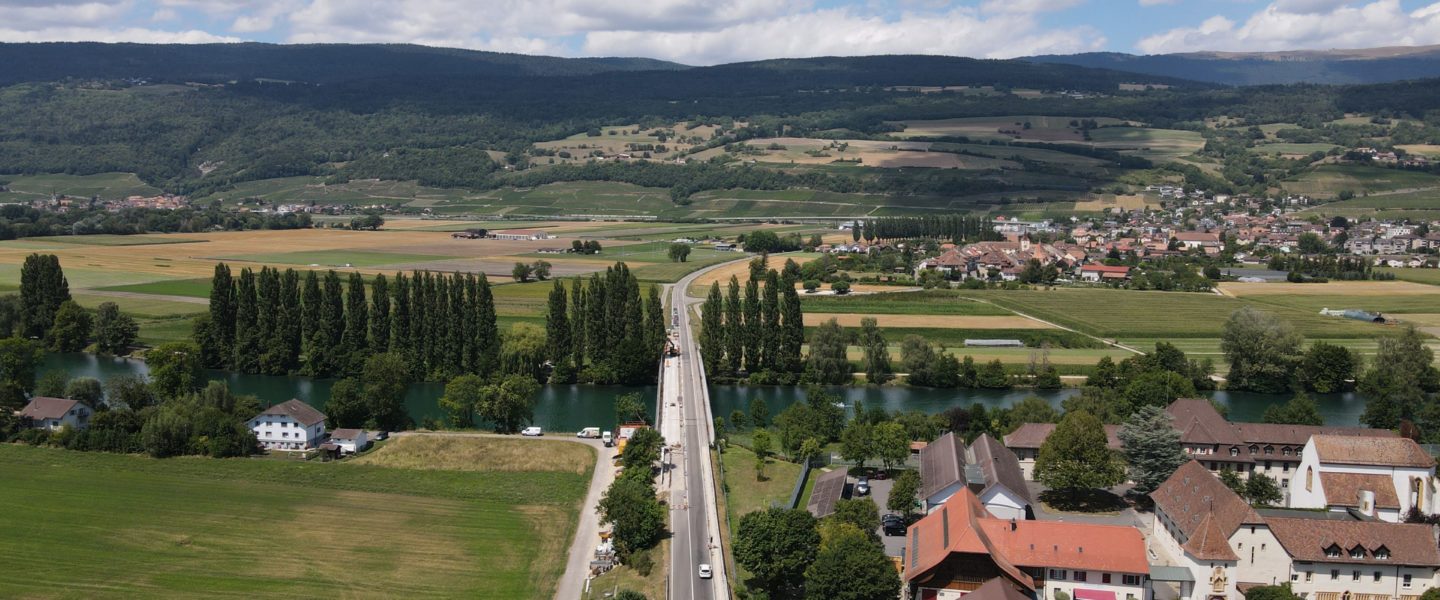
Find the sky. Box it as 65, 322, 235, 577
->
2, 0, 1440, 65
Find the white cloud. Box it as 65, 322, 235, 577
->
0, 25, 239, 43
1137, 0, 1440, 54
0, 0, 130, 28
583, 7, 1105, 64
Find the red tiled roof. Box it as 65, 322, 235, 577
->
1080, 265, 1131, 274
1003, 423, 1121, 450
1312, 435, 1434, 468
19, 397, 80, 420
1150, 461, 1261, 561
1318, 472, 1400, 510
1267, 518, 1440, 567
257, 399, 327, 427
1234, 423, 1395, 447
906, 488, 1148, 587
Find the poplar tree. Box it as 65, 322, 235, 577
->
369, 274, 390, 354
428, 273, 447, 375
446, 273, 465, 376
569, 277, 587, 370
390, 272, 411, 368
461, 274, 478, 373
724, 276, 743, 374
585, 272, 607, 366
780, 278, 805, 373
475, 273, 500, 377
409, 271, 428, 375
19, 253, 71, 339
204, 263, 235, 368
545, 280, 570, 367
743, 276, 761, 372
319, 270, 345, 376
700, 282, 724, 375
232, 269, 260, 373
276, 268, 301, 373
760, 270, 781, 370
255, 267, 283, 374
343, 271, 368, 368
300, 270, 324, 375
644, 284, 666, 364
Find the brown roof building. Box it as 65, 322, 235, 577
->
920, 432, 970, 507
1265, 518, 1440, 567
258, 399, 327, 427
807, 468, 849, 519
1151, 460, 1262, 561
1310, 435, 1435, 469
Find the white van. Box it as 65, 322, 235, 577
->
602, 431, 614, 447
577, 427, 601, 439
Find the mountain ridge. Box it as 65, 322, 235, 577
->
1025, 46, 1440, 85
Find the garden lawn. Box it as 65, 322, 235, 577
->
0, 442, 589, 599
720, 444, 803, 517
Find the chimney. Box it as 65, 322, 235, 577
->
1358, 490, 1376, 517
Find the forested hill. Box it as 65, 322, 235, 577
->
0, 42, 688, 85
1025, 46, 1440, 86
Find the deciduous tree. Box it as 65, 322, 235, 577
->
1036, 410, 1125, 496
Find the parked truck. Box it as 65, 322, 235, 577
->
576, 427, 601, 439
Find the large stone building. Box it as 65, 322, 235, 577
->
1151, 460, 1440, 600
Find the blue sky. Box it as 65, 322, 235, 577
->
2, 0, 1439, 64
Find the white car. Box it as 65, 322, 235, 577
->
698, 564, 712, 579
520, 426, 543, 437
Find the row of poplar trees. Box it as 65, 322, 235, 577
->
198, 264, 500, 380
698, 258, 806, 379
543, 262, 667, 385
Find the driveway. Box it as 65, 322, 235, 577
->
863, 471, 912, 559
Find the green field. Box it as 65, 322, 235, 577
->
71, 293, 206, 319
1284, 165, 1440, 198
1378, 268, 1440, 286
1252, 143, 1338, 155
952, 288, 1384, 338
218, 250, 450, 268
0, 443, 589, 598
198, 176, 478, 206
1309, 188, 1440, 211
801, 291, 1014, 315
1239, 293, 1440, 315
97, 278, 214, 299
0, 172, 161, 202
1086, 127, 1206, 162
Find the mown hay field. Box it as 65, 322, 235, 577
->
0, 442, 590, 599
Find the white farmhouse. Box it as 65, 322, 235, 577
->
1290, 435, 1437, 522
249, 399, 327, 451
18, 397, 92, 431
329, 428, 369, 454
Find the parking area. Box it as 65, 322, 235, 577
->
855, 472, 910, 558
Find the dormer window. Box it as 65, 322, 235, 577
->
1249, 445, 1259, 454
1375, 547, 1390, 560
1325, 545, 1342, 558
1282, 447, 1292, 456
1230, 447, 1239, 457
1349, 545, 1366, 559
1264, 446, 1274, 455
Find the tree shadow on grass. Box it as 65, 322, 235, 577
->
1039, 488, 1129, 514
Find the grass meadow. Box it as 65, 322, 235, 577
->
0, 441, 591, 599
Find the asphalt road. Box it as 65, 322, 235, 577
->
665, 258, 744, 600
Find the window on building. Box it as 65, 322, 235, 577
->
1305, 571, 1313, 583
1265, 446, 1274, 455
1230, 447, 1239, 457
1375, 547, 1390, 560
1374, 572, 1382, 582
1074, 572, 1087, 583
1265, 461, 1273, 470
1123, 575, 1141, 586
1326, 545, 1342, 558
1404, 574, 1413, 588
1330, 570, 1339, 580
1049, 570, 1067, 581
1291, 574, 1298, 582
1306, 468, 1313, 492
1350, 546, 1366, 559
1282, 479, 1289, 488
1283, 463, 1290, 472
1250, 444, 1259, 454
1103, 574, 1112, 584
1283, 447, 1292, 456
1352, 571, 1360, 582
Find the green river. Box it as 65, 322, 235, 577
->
42, 353, 1371, 430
